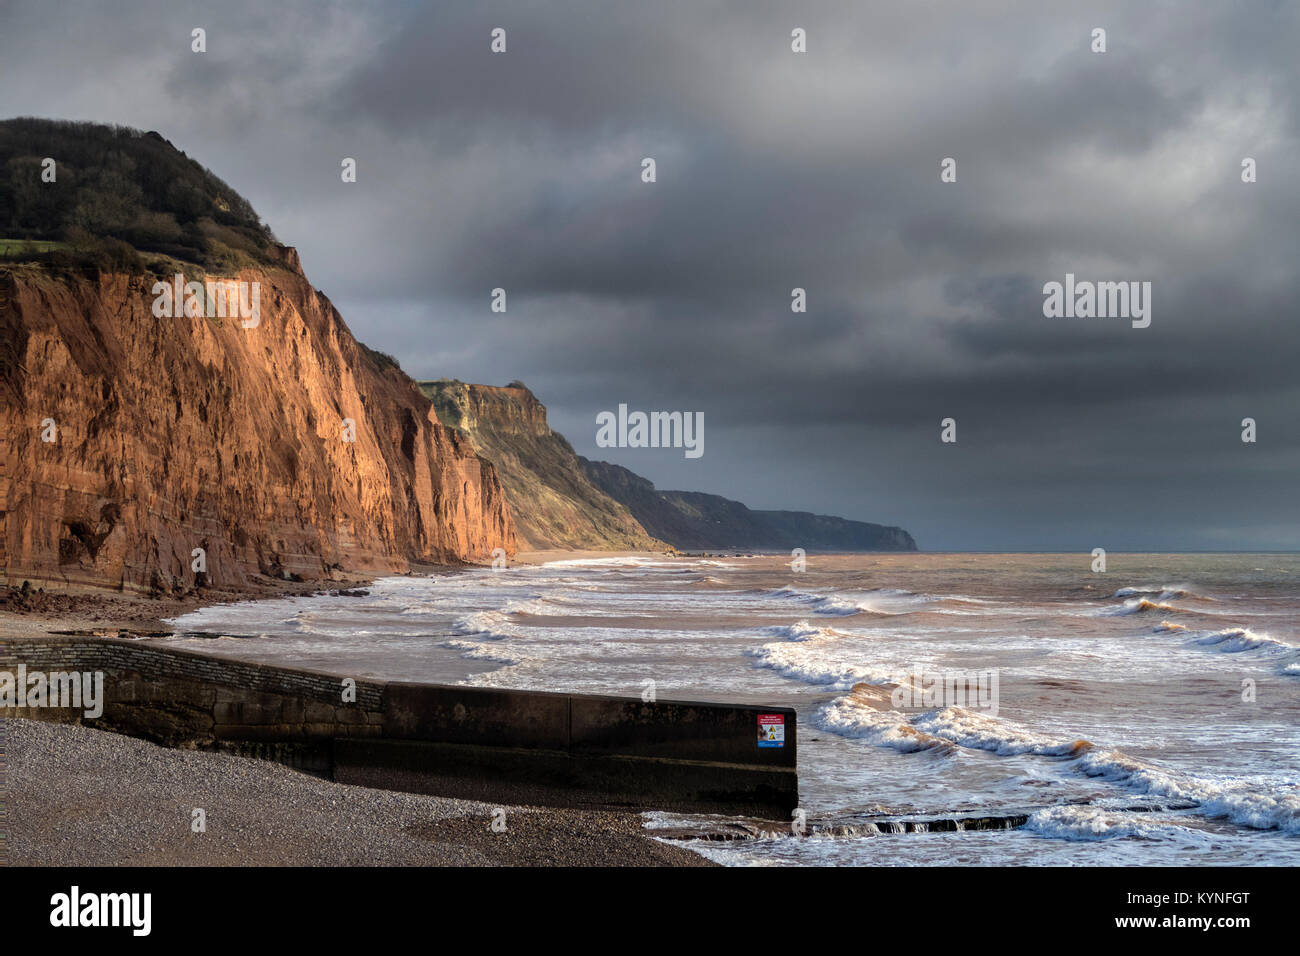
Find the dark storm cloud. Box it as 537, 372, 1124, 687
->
2, 0, 1297, 549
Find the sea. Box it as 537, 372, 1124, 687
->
162, 552, 1300, 866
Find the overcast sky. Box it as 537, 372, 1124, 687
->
3, 0, 1297, 550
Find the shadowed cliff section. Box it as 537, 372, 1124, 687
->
579, 458, 917, 552
418, 377, 915, 553
420, 380, 665, 551
0, 119, 515, 593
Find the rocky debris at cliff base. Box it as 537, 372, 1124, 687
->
0, 572, 373, 630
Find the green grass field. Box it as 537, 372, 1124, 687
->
0, 238, 71, 257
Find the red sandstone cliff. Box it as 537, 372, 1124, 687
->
0, 259, 515, 593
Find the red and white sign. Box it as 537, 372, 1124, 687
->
757, 713, 785, 748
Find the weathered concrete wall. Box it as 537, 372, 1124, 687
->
0, 636, 798, 816
0, 636, 385, 772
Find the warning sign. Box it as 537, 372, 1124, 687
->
757, 713, 785, 748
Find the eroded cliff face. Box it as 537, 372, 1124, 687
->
0, 261, 515, 592
420, 380, 664, 551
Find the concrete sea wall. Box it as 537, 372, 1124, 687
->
0, 636, 798, 817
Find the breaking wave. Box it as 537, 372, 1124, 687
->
756, 620, 847, 641
817, 694, 1300, 834
1103, 598, 1180, 616
450, 609, 528, 640
1024, 806, 1169, 841
1114, 585, 1203, 601
749, 642, 892, 690
1194, 627, 1290, 653
437, 638, 520, 665
814, 696, 957, 753
767, 585, 918, 617
1150, 620, 1298, 675
769, 586, 871, 616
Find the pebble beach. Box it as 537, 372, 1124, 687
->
2, 718, 712, 867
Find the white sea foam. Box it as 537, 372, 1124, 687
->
541, 556, 677, 568
749, 618, 892, 688
501, 597, 557, 616
814, 697, 954, 753
1070, 749, 1300, 834
818, 696, 1300, 834
907, 706, 1084, 757
756, 620, 844, 641
451, 610, 528, 640
1114, 585, 1199, 601
749, 642, 891, 689
437, 638, 520, 665
1024, 805, 1167, 841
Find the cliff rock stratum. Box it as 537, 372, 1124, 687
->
0, 119, 513, 592
0, 118, 912, 595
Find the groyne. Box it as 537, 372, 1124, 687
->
0, 635, 797, 817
